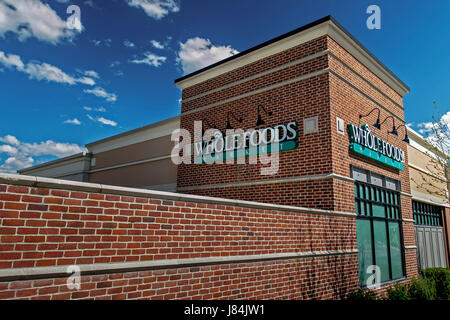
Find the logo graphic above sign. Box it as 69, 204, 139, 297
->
194, 121, 299, 164
348, 124, 405, 170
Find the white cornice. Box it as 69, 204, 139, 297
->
176, 23, 328, 90
87, 117, 180, 154
176, 20, 409, 98
325, 22, 409, 97
411, 189, 450, 208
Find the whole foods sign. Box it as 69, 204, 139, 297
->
194, 121, 298, 164
348, 124, 405, 170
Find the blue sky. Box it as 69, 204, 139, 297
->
0, 0, 449, 172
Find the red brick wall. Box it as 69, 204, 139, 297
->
175, 27, 419, 295
181, 179, 337, 211
181, 36, 328, 100
177, 35, 334, 211
0, 178, 360, 300
326, 36, 418, 277
0, 256, 359, 300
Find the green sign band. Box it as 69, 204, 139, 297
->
195, 140, 298, 164
349, 142, 404, 170
348, 123, 405, 170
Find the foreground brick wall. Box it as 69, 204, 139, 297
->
0, 174, 360, 300
0, 255, 358, 300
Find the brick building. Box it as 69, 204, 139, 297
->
3, 16, 448, 299
175, 15, 415, 289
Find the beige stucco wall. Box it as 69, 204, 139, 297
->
90, 135, 174, 170
89, 158, 177, 190
408, 144, 448, 201
87, 134, 177, 190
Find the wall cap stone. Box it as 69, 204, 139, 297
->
0, 173, 356, 218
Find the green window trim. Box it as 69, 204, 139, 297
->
412, 201, 443, 227
355, 180, 406, 287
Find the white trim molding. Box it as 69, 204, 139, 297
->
411, 190, 450, 208
177, 173, 354, 191
0, 249, 359, 281
89, 155, 173, 173
176, 19, 409, 97
182, 68, 330, 116
0, 173, 357, 218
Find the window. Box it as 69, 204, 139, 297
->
352, 167, 405, 287
412, 201, 443, 227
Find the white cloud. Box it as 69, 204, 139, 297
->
83, 106, 106, 112
90, 38, 112, 47
0, 134, 86, 173
129, 52, 166, 67
110, 60, 121, 68
97, 117, 117, 127
64, 118, 81, 125
0, 0, 82, 44
0, 51, 24, 69
0, 156, 34, 173
25, 62, 77, 84
84, 87, 117, 102
0, 51, 96, 86
123, 40, 136, 48
90, 39, 101, 46
19, 140, 86, 157
417, 110, 450, 155
177, 37, 239, 74
75, 76, 96, 86
150, 40, 164, 49
83, 70, 99, 79
0, 145, 18, 155
86, 114, 117, 127
0, 135, 20, 146
126, 0, 180, 20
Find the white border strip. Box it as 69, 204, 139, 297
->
182, 68, 329, 116
176, 23, 329, 89
176, 21, 408, 97
177, 173, 354, 191
0, 173, 357, 218
411, 190, 450, 208
89, 155, 172, 173
181, 50, 329, 103
0, 249, 359, 281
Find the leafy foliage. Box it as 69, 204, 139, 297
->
386, 282, 410, 300
409, 277, 437, 300
421, 268, 450, 299
346, 289, 378, 300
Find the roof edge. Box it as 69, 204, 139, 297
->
85, 115, 180, 148
174, 15, 409, 95
18, 152, 91, 174
174, 16, 332, 84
